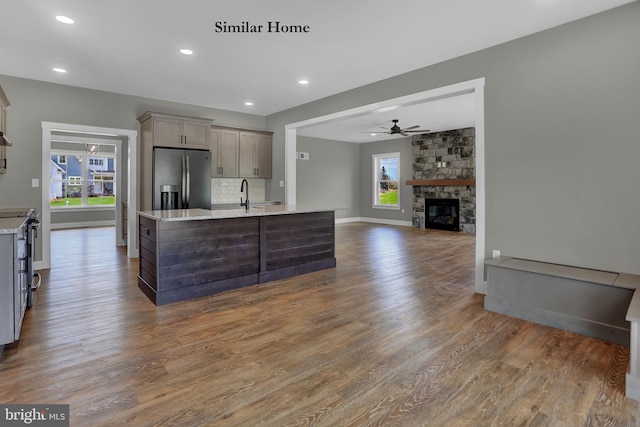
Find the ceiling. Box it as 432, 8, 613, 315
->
0, 0, 634, 142
297, 92, 477, 143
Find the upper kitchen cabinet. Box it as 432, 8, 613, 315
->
210, 127, 239, 178
0, 85, 11, 174
239, 131, 272, 178
137, 112, 212, 149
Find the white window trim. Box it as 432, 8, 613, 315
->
372, 152, 401, 210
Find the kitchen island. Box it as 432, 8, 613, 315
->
137, 206, 336, 305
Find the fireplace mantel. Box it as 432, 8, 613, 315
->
406, 179, 476, 186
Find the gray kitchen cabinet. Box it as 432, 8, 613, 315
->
210, 127, 239, 177
239, 131, 272, 178
138, 112, 211, 150
0, 223, 28, 345
0, 85, 10, 174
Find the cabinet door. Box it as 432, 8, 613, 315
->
15, 235, 27, 340
153, 117, 183, 148
209, 128, 220, 177
256, 134, 272, 178
219, 130, 239, 177
183, 120, 209, 149
0, 235, 14, 344
238, 132, 256, 177
0, 105, 6, 174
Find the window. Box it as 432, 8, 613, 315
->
50, 149, 116, 208
373, 152, 400, 209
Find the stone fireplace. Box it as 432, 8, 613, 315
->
410, 128, 475, 234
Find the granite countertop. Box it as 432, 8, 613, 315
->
138, 205, 337, 222
0, 217, 28, 234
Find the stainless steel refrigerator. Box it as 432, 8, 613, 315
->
152, 147, 211, 210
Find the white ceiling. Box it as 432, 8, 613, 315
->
0, 0, 633, 142
297, 92, 477, 143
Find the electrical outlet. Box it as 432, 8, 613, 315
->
492, 249, 501, 258
298, 152, 309, 160
32, 178, 39, 188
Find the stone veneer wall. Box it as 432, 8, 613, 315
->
412, 128, 476, 234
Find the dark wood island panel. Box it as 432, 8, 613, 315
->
261, 211, 336, 282
138, 210, 336, 305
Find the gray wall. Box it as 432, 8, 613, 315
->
0, 74, 266, 261
295, 135, 413, 222
358, 137, 413, 223
296, 136, 360, 219
266, 3, 640, 275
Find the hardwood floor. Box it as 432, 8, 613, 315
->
1, 223, 639, 426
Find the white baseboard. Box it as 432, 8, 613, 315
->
50, 220, 115, 230
335, 217, 361, 224
336, 217, 412, 227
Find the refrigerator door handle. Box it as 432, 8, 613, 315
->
185, 155, 191, 208
181, 155, 187, 207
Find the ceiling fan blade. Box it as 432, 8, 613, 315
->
400, 132, 409, 136
402, 125, 420, 131
362, 131, 391, 134
404, 129, 431, 133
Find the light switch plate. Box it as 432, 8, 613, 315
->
32, 178, 39, 188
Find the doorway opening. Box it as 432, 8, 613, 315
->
40, 122, 138, 270
284, 78, 486, 293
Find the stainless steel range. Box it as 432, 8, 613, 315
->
0, 208, 40, 307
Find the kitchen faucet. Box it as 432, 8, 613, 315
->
240, 179, 250, 210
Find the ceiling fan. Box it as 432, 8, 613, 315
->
366, 119, 430, 136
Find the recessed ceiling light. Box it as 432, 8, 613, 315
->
244, 101, 254, 106
53, 67, 67, 73
180, 48, 193, 55
55, 15, 74, 24
370, 133, 377, 136
298, 79, 309, 85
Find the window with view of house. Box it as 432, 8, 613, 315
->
50, 150, 116, 208
372, 152, 400, 209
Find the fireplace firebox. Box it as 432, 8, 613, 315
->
425, 198, 460, 231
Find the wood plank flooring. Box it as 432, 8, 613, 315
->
1, 223, 639, 426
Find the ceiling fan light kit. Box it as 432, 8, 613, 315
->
366, 119, 430, 137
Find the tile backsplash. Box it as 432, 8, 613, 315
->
212, 178, 266, 204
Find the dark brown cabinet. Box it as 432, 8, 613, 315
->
138, 210, 335, 305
